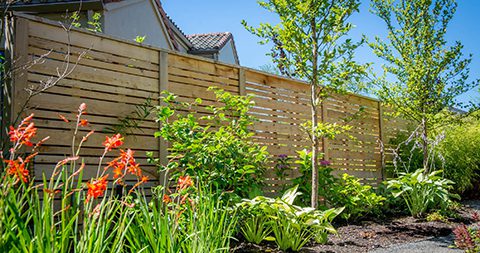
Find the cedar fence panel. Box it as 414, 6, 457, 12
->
6, 14, 407, 196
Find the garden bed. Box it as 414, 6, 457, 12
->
233, 200, 479, 253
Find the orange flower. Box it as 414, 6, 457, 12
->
86, 175, 108, 202
178, 175, 193, 190
162, 194, 172, 204
78, 119, 89, 127
9, 114, 37, 147
5, 158, 29, 183
110, 161, 124, 179
58, 114, 69, 123
102, 134, 124, 151
127, 162, 142, 177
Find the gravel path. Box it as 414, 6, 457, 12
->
369, 200, 480, 253
369, 235, 461, 253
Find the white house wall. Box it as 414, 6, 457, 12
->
103, 0, 171, 49
218, 40, 237, 65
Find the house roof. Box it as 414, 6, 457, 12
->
5, 0, 104, 11
9, 0, 239, 63
187, 32, 233, 52
153, 0, 192, 50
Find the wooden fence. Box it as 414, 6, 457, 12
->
6, 14, 408, 196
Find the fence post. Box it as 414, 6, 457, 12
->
2, 17, 29, 152
158, 51, 169, 183
10, 17, 29, 126
238, 67, 246, 96
378, 101, 385, 181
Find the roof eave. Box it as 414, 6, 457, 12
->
188, 49, 220, 54
3, 0, 104, 12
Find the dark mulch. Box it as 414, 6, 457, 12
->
231, 201, 480, 253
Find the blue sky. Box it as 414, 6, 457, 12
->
162, 0, 480, 103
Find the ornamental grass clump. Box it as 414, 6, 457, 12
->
0, 103, 148, 253
126, 175, 238, 253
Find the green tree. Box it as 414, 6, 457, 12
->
243, 0, 367, 208
369, 0, 479, 171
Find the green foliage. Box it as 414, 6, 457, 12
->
244, 0, 368, 207
70, 11, 102, 33
181, 192, 238, 253
436, 113, 480, 193
154, 88, 269, 199
126, 184, 237, 253
369, 0, 479, 169
291, 149, 313, 206
243, 0, 367, 88
87, 12, 102, 33
426, 211, 448, 222
291, 150, 384, 221
330, 174, 386, 221
386, 168, 459, 217
134, 35, 146, 43
237, 186, 343, 251
239, 213, 273, 245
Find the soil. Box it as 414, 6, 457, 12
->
231, 201, 480, 253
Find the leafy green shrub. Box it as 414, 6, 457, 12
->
386, 168, 459, 217
291, 150, 385, 221
436, 115, 480, 194
329, 174, 386, 221
237, 186, 343, 251
154, 88, 269, 199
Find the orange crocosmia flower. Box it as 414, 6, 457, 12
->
178, 175, 193, 190
162, 194, 172, 204
112, 163, 124, 179
58, 114, 69, 123
127, 162, 142, 177
102, 134, 124, 151
9, 117, 37, 147
86, 175, 108, 202
5, 159, 29, 183
78, 119, 89, 127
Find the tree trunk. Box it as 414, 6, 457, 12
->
422, 117, 429, 173
310, 17, 319, 209
311, 85, 319, 209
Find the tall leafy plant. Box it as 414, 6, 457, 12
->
154, 88, 269, 199
369, 0, 480, 171
243, 0, 368, 208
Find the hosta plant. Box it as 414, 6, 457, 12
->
237, 186, 343, 251
386, 168, 459, 217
